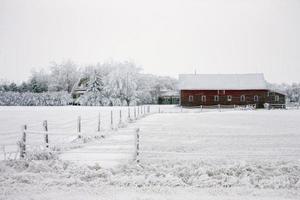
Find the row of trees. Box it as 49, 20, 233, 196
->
0, 60, 178, 106
0, 92, 72, 106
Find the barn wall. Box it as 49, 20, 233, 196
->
180, 89, 278, 108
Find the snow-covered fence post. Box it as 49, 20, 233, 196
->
137, 106, 140, 117
2, 145, 6, 160
119, 110, 122, 125
110, 110, 114, 129
218, 104, 221, 112
158, 106, 160, 113
20, 125, 27, 159
97, 112, 101, 133
128, 107, 130, 120
134, 107, 137, 119
77, 116, 82, 138
201, 105, 203, 112
144, 106, 146, 115
234, 104, 236, 109
43, 120, 49, 148
148, 105, 150, 113
135, 128, 140, 164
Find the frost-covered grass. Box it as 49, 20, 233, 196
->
0, 159, 299, 199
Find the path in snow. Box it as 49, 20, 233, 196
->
60, 128, 137, 168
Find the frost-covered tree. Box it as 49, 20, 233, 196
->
103, 61, 140, 106
48, 60, 79, 93
87, 73, 104, 93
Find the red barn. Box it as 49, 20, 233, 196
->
179, 74, 285, 108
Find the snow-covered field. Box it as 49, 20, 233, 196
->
0, 105, 161, 159
0, 106, 300, 199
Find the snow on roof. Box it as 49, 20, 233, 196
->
178, 73, 268, 90
160, 90, 179, 97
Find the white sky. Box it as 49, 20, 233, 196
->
0, 0, 300, 83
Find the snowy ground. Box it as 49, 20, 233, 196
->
0, 106, 300, 199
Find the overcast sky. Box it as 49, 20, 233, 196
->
0, 0, 300, 83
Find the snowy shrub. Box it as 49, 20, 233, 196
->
0, 91, 72, 106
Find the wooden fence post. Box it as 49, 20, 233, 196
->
134, 107, 137, 119
201, 105, 203, 112
135, 128, 140, 164
119, 110, 122, 125
20, 125, 27, 158
43, 120, 49, 148
2, 145, 6, 160
111, 110, 113, 129
98, 112, 101, 133
128, 107, 130, 120
77, 116, 81, 138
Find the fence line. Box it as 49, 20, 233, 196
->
0, 105, 153, 160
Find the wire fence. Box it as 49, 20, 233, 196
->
0, 105, 152, 160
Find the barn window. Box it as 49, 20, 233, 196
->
254, 95, 259, 102
240, 95, 245, 102
275, 95, 279, 102
188, 95, 193, 102
201, 95, 206, 102
214, 95, 219, 102
227, 95, 232, 102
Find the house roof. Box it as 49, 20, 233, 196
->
178, 73, 268, 90
160, 90, 179, 97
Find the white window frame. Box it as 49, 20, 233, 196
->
275, 95, 279, 102
201, 95, 206, 102
214, 95, 219, 102
227, 95, 232, 102
188, 95, 193, 102
240, 95, 246, 102
254, 95, 259, 102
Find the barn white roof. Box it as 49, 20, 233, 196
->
178, 73, 268, 90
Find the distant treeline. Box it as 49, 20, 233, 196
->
0, 60, 177, 106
